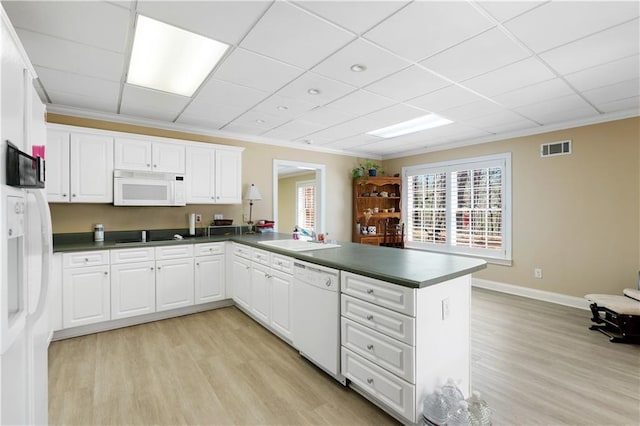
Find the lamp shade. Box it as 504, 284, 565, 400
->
244, 183, 262, 201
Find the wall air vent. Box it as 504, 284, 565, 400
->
541, 140, 571, 158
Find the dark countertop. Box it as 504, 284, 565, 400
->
54, 231, 486, 289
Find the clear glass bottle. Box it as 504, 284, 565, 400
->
448, 400, 472, 426
467, 391, 492, 426
422, 389, 449, 425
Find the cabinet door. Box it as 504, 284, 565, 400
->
250, 263, 270, 324
153, 141, 185, 174
195, 255, 225, 304
155, 258, 194, 311
270, 269, 293, 341
62, 265, 110, 328
110, 261, 156, 320
69, 133, 114, 203
186, 145, 215, 204
231, 255, 251, 310
114, 138, 152, 171
50, 253, 63, 331
45, 129, 70, 202
1, 21, 27, 151
215, 149, 242, 204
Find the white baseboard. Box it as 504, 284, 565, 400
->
472, 278, 590, 310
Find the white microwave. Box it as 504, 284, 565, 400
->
113, 169, 186, 206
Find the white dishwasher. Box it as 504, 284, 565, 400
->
292, 260, 346, 385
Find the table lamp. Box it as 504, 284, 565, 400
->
244, 183, 262, 234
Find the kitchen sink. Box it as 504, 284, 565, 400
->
258, 239, 341, 252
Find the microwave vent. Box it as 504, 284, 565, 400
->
541, 140, 571, 158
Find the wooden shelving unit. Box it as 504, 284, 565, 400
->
352, 176, 401, 246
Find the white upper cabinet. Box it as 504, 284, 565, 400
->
46, 129, 114, 203
186, 144, 242, 204
115, 138, 185, 174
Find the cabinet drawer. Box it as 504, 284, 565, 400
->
252, 248, 270, 266
342, 272, 415, 316
232, 243, 251, 259
342, 348, 415, 423
194, 242, 224, 257
63, 250, 109, 268
111, 247, 155, 264
341, 294, 415, 345
155, 244, 193, 260
342, 318, 415, 383
270, 253, 293, 275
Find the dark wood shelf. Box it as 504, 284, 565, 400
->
353, 176, 402, 246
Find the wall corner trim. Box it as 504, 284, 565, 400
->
472, 278, 590, 311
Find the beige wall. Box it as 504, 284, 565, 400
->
278, 172, 316, 233
383, 117, 640, 297
47, 114, 359, 240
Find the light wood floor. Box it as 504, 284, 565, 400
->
49, 289, 640, 425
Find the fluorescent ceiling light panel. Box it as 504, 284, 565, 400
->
127, 15, 229, 97
367, 114, 453, 138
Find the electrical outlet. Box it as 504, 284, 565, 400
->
195, 214, 202, 223
441, 297, 450, 320
534, 268, 543, 279
214, 214, 223, 220
243, 213, 249, 222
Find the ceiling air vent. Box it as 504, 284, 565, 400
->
541, 140, 571, 158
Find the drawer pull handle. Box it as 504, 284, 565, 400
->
367, 344, 374, 350
366, 378, 374, 385
366, 315, 374, 321
366, 289, 374, 294
84, 258, 89, 262
150, 267, 154, 270
104, 271, 108, 276
196, 262, 200, 266
157, 266, 161, 270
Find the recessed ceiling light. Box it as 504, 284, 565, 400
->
127, 15, 228, 97
350, 64, 367, 72
277, 105, 289, 111
302, 139, 313, 145
256, 119, 266, 124
367, 114, 453, 138
307, 88, 321, 95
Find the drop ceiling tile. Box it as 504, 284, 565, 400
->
194, 79, 269, 111
492, 78, 575, 108
440, 99, 506, 122
136, 1, 271, 45
47, 90, 118, 114
312, 39, 411, 87
16, 29, 124, 82
262, 120, 326, 140
326, 133, 381, 149
294, 1, 409, 34
276, 72, 356, 106
462, 57, 556, 97
406, 85, 483, 112
4, 1, 130, 53
253, 95, 318, 119
504, 1, 639, 53
240, 1, 354, 69
220, 124, 265, 136
294, 135, 334, 146
326, 90, 396, 116
306, 116, 379, 141
120, 85, 191, 122
364, 66, 450, 101
363, 1, 493, 61
35, 66, 120, 105
539, 20, 640, 75
474, 1, 545, 23
583, 79, 640, 105
362, 104, 428, 129
213, 48, 304, 92
564, 55, 640, 92
596, 96, 640, 113
227, 110, 291, 131
297, 106, 355, 126
464, 110, 538, 131
481, 120, 540, 135
176, 112, 238, 130
420, 28, 530, 82
515, 94, 599, 125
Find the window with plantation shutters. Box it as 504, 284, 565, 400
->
296, 180, 316, 230
403, 153, 511, 263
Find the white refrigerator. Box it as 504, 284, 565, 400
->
1, 172, 52, 425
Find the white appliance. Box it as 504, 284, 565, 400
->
113, 169, 186, 206
292, 260, 345, 384
1, 184, 52, 425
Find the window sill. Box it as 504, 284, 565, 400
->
405, 244, 512, 266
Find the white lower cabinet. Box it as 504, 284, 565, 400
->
156, 257, 194, 311
62, 251, 111, 328
110, 261, 156, 320
195, 255, 225, 303
231, 252, 251, 310
250, 263, 271, 324
269, 269, 293, 341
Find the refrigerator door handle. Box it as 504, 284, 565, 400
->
26, 189, 52, 321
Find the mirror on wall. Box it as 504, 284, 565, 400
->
272, 160, 326, 234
